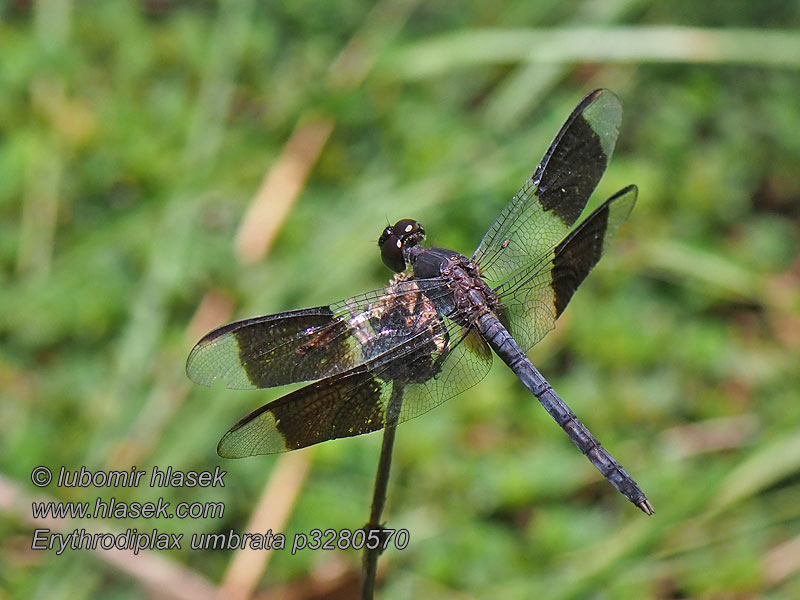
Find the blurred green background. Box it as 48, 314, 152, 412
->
2, 1, 800, 599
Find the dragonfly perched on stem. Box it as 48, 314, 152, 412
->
187, 89, 653, 515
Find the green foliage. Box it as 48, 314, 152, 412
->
1, 1, 799, 598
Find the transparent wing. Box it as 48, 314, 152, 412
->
216, 315, 493, 457
186, 277, 456, 390
493, 186, 637, 353
473, 89, 622, 288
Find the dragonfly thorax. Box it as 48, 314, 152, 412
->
441, 257, 503, 326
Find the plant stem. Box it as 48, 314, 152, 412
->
361, 384, 404, 599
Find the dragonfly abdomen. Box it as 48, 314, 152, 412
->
475, 312, 654, 515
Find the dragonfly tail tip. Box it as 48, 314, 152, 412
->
637, 498, 655, 516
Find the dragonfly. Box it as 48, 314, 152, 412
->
187, 89, 653, 515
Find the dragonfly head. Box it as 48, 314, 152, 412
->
378, 219, 426, 272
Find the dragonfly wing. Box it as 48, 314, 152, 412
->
216, 318, 492, 457
473, 89, 622, 288
493, 186, 637, 353
186, 277, 455, 390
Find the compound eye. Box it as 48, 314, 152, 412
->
394, 219, 424, 241
379, 233, 406, 272
377, 219, 426, 273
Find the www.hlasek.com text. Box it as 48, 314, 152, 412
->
32, 496, 225, 520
